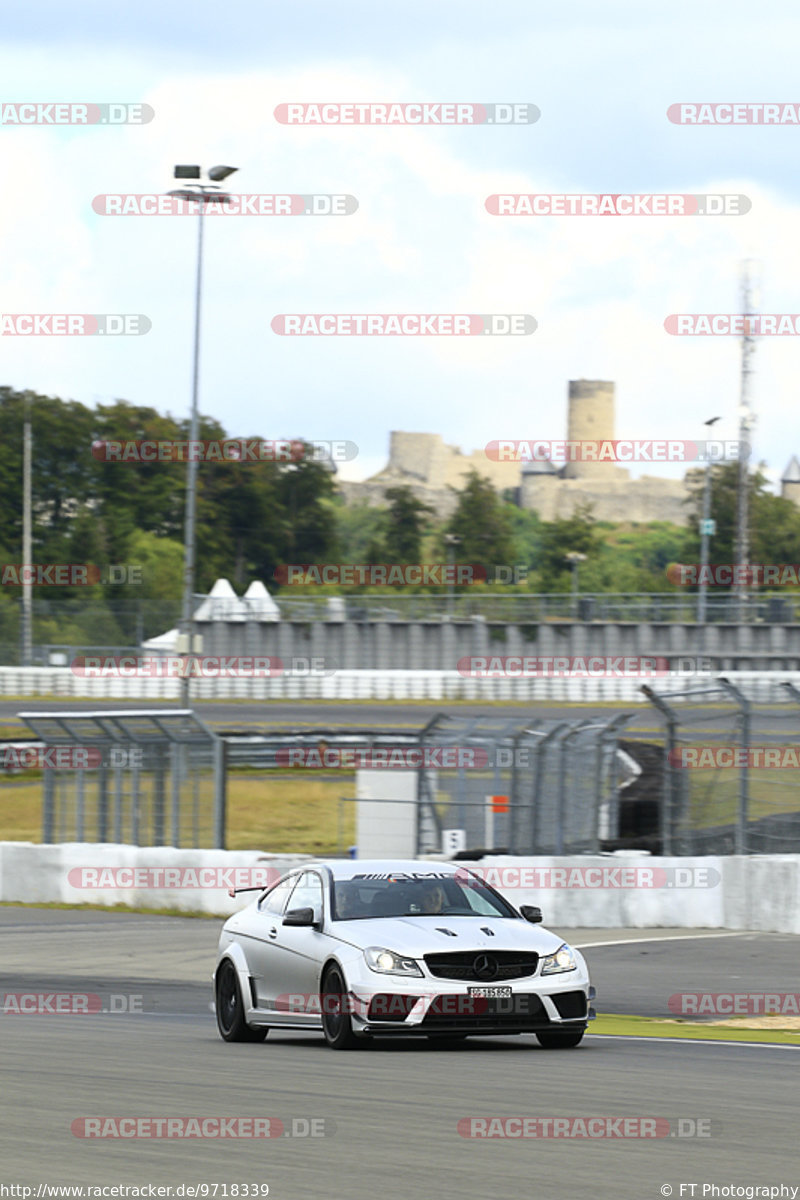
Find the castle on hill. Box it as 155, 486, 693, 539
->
339, 380, 800, 524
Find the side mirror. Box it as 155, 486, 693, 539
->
520, 905, 543, 924
282, 906, 316, 927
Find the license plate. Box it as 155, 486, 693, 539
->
468, 986, 512, 999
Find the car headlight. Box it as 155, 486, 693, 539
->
364, 947, 423, 977
540, 943, 577, 975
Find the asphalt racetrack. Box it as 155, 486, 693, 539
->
1, 908, 798, 1199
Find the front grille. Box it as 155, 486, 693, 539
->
422, 993, 548, 1029
424, 950, 539, 982
551, 990, 588, 1020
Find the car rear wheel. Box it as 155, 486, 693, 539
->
535, 1028, 585, 1048
216, 960, 268, 1043
321, 965, 360, 1050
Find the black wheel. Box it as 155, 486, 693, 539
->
215, 960, 268, 1043
535, 1028, 585, 1049
321, 965, 360, 1050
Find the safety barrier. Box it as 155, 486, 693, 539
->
0, 842, 797, 931
2, 667, 800, 702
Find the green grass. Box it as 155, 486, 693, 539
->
591, 1013, 800, 1045
0, 773, 354, 854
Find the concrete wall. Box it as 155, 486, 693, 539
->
465, 854, 800, 934
192, 619, 800, 669
1, 842, 798, 932
0, 842, 312, 915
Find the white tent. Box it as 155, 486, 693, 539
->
141, 579, 281, 649
140, 626, 181, 652
243, 580, 281, 622
192, 578, 245, 622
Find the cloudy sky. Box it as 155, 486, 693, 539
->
1, 0, 799, 487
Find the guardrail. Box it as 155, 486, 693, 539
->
274, 591, 796, 623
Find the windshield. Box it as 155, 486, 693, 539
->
331, 873, 517, 921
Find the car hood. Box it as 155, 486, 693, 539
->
330, 915, 568, 956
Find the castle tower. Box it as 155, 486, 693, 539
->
564, 379, 615, 480
781, 456, 800, 508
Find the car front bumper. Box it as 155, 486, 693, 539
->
337, 957, 595, 1037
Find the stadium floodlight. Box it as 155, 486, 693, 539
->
165, 164, 241, 707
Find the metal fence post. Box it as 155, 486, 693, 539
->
718, 677, 751, 855
213, 736, 227, 849
43, 769, 54, 843
530, 724, 567, 853
641, 686, 679, 856
556, 722, 590, 854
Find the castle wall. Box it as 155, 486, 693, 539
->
519, 476, 689, 523
374, 432, 519, 493
343, 381, 697, 526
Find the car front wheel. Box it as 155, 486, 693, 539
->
535, 1028, 585, 1049
215, 960, 268, 1043
321, 965, 360, 1050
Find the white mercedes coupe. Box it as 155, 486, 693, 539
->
214, 859, 595, 1050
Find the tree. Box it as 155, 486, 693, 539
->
444, 471, 515, 576
684, 461, 800, 580
534, 505, 599, 592
381, 486, 433, 564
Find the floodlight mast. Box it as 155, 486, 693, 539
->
169, 165, 239, 707
733, 260, 758, 622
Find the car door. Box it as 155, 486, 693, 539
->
269, 871, 329, 1024
244, 874, 300, 1010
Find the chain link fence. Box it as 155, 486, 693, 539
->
641, 677, 800, 854
414, 713, 639, 856
16, 710, 226, 848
